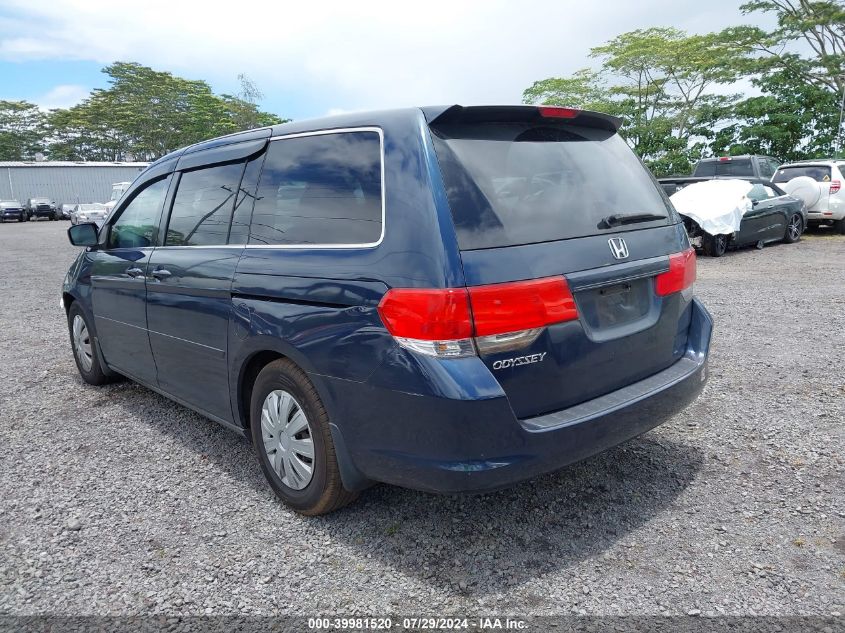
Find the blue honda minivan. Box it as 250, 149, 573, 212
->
63, 105, 712, 515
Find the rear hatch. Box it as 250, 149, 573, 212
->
428, 105, 695, 419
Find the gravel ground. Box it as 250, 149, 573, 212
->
0, 220, 843, 619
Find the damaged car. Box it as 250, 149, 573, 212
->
665, 178, 806, 257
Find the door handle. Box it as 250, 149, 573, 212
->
125, 267, 144, 278
151, 268, 172, 280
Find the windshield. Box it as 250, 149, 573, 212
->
431, 122, 673, 250
772, 165, 832, 183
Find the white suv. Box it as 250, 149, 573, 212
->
772, 161, 845, 233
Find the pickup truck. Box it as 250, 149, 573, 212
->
691, 155, 781, 180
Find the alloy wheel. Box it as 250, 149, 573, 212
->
788, 215, 802, 241
260, 390, 315, 490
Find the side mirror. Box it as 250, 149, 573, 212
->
68, 223, 99, 247
751, 199, 759, 206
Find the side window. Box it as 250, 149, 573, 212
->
165, 162, 244, 246
248, 130, 383, 246
763, 186, 777, 199
107, 177, 170, 249
228, 153, 266, 244
748, 184, 768, 202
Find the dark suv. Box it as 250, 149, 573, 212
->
63, 105, 712, 515
26, 197, 60, 220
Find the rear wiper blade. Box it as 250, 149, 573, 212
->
598, 212, 666, 229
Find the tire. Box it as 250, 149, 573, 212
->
17, 215, 23, 223
783, 213, 803, 244
250, 358, 358, 515
702, 233, 728, 257
67, 303, 111, 385
834, 218, 845, 235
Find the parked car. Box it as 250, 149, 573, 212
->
62, 105, 712, 515
692, 155, 781, 180
668, 178, 806, 257
25, 197, 60, 221
0, 200, 26, 222
70, 203, 109, 226
58, 203, 75, 220
772, 160, 845, 234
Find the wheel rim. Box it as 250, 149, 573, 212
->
72, 315, 93, 372
788, 215, 802, 240
260, 390, 314, 490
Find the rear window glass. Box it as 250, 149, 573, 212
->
694, 159, 754, 177
430, 122, 672, 250
772, 165, 832, 183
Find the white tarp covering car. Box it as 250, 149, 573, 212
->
669, 179, 753, 236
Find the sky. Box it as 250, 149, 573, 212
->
0, 0, 776, 120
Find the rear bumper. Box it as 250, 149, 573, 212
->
328, 298, 713, 493
807, 211, 844, 222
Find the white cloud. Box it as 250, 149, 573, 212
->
0, 0, 771, 116
35, 84, 90, 110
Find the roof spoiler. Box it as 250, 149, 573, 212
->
422, 105, 621, 133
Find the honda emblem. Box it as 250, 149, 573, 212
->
608, 237, 629, 260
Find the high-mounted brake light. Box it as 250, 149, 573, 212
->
538, 106, 580, 119
377, 276, 579, 358
829, 180, 841, 194
718, 156, 732, 162
655, 248, 696, 297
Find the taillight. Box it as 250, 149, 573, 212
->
830, 180, 841, 194
468, 277, 577, 336
538, 106, 579, 119
377, 276, 579, 358
718, 156, 731, 162
655, 248, 696, 296
377, 288, 473, 357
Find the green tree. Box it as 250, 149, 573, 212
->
740, 0, 845, 92
720, 1, 845, 158
44, 62, 287, 161
521, 69, 615, 113
0, 100, 45, 160
712, 67, 840, 159
523, 27, 753, 175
